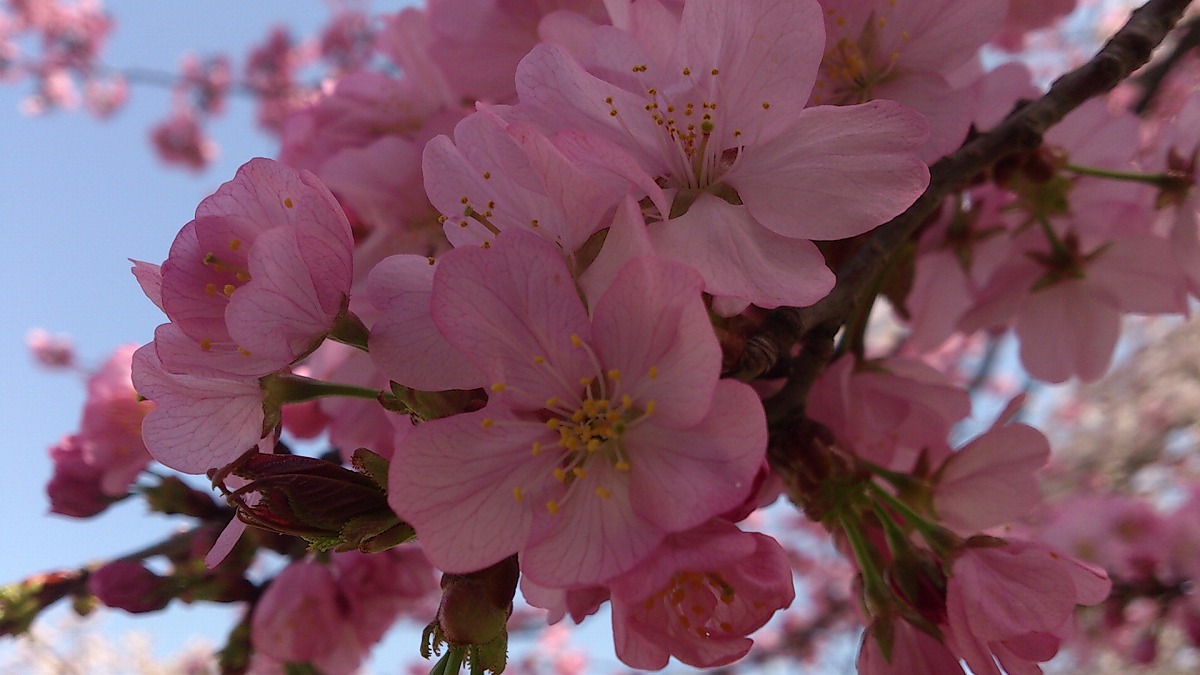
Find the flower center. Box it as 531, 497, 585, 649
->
644, 570, 739, 639
813, 12, 907, 105
498, 334, 657, 515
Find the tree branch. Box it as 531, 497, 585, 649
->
1133, 14, 1200, 114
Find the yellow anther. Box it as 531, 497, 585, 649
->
531, 441, 542, 456
438, 214, 448, 224
595, 486, 612, 499
513, 486, 524, 502
199, 338, 212, 351
482, 171, 491, 179
572, 467, 586, 479
553, 467, 568, 482
283, 197, 294, 208
426, 256, 436, 265
609, 110, 618, 117
587, 439, 602, 452
615, 460, 631, 472
238, 347, 252, 356
546, 500, 560, 515
481, 418, 494, 429
235, 271, 250, 282
546, 418, 560, 430
621, 394, 633, 409
579, 376, 593, 387
605, 96, 614, 104
710, 68, 719, 76
645, 400, 657, 415
491, 383, 506, 392
204, 283, 217, 296
761, 101, 771, 110
530, 219, 539, 228
223, 284, 236, 297
533, 355, 546, 364
608, 369, 621, 381
570, 334, 583, 347
545, 396, 559, 408
648, 365, 658, 380
682, 67, 691, 76
460, 196, 469, 204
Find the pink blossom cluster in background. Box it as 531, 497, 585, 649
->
12, 0, 1200, 673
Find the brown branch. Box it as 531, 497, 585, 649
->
734, 0, 1194, 417
1133, 14, 1200, 114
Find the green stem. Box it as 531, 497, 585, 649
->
443, 647, 464, 675
265, 373, 381, 404
837, 511, 890, 607
1065, 162, 1180, 187
867, 482, 939, 542
1034, 214, 1071, 259
870, 498, 914, 557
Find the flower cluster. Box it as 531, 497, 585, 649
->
20, 0, 1200, 672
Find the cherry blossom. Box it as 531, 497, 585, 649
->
386, 229, 766, 586
513, 0, 930, 309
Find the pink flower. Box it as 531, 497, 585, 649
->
959, 230, 1187, 383
251, 549, 437, 675
806, 356, 970, 471
422, 107, 631, 253
815, 0, 1007, 159
251, 562, 361, 674
46, 435, 112, 517
87, 560, 171, 614
386, 230, 766, 586
150, 108, 216, 170
608, 520, 795, 670
859, 618, 963, 674
26, 328, 75, 369
945, 539, 1111, 674
150, 158, 354, 379
514, 0, 929, 309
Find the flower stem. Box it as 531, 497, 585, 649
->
1065, 162, 1179, 187
264, 373, 381, 404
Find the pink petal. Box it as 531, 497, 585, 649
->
522, 465, 664, 587
650, 194, 835, 308
626, 380, 766, 533
676, 0, 824, 138
578, 196, 656, 302
590, 255, 717, 428
132, 343, 265, 474
130, 260, 164, 312
367, 254, 485, 392
225, 226, 335, 366
935, 424, 1050, 534
1016, 281, 1120, 383
729, 101, 929, 241
388, 408, 549, 574
432, 229, 592, 410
